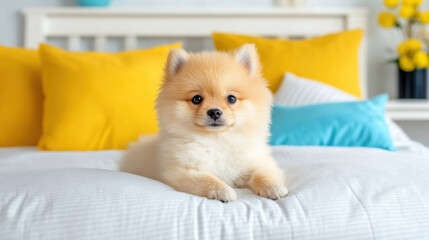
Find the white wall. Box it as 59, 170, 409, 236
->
1, 0, 428, 145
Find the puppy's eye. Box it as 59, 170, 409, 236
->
227, 95, 237, 104
191, 95, 203, 104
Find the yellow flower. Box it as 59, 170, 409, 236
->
384, 0, 399, 8
402, 0, 421, 5
397, 39, 422, 55
407, 39, 423, 51
402, 0, 423, 6
415, 9, 421, 18
413, 51, 429, 68
400, 5, 415, 18
419, 11, 429, 23
414, 0, 423, 5
398, 42, 408, 55
400, 56, 416, 71
379, 12, 396, 27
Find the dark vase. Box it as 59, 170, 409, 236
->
398, 67, 427, 99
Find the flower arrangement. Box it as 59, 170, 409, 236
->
379, 0, 429, 71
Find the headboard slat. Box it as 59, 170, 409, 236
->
68, 36, 80, 51
125, 36, 137, 50
94, 36, 106, 51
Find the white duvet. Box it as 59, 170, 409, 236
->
1, 145, 429, 240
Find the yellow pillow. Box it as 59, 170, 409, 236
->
39, 43, 181, 150
212, 30, 363, 97
0, 46, 42, 146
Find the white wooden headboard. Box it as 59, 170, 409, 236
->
22, 8, 368, 97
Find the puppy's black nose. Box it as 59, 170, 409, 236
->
207, 109, 222, 120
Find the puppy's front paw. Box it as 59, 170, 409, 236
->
255, 184, 288, 200
208, 185, 237, 202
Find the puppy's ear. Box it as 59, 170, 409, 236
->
166, 48, 189, 76
234, 44, 260, 76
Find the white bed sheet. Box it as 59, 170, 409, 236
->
0, 147, 122, 173
1, 145, 429, 240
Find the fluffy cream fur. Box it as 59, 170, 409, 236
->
121, 44, 288, 202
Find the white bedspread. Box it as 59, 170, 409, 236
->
0, 146, 429, 240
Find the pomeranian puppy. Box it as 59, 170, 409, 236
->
121, 44, 288, 202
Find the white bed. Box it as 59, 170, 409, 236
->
1, 7, 429, 240
1, 145, 429, 240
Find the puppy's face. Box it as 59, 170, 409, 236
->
184, 85, 238, 132
157, 44, 272, 134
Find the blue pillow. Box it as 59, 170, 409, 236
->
270, 94, 395, 151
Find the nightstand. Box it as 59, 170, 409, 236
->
387, 100, 429, 121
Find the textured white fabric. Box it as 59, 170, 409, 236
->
1, 146, 429, 240
0, 147, 122, 173
274, 73, 357, 105
274, 73, 418, 152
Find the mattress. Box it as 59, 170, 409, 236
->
1, 145, 429, 240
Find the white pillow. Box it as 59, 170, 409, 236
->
274, 73, 411, 148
